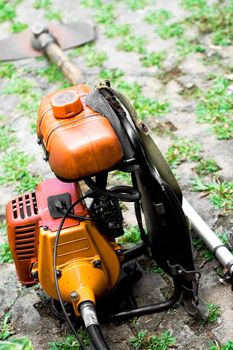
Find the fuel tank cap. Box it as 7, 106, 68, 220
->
50, 90, 83, 118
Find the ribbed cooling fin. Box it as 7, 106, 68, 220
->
15, 224, 37, 261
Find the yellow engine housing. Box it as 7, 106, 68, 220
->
35, 221, 121, 315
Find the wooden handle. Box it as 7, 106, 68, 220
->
45, 42, 85, 85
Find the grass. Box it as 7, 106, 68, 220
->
125, 0, 148, 11
156, 22, 184, 39
0, 151, 41, 193
3, 77, 34, 95
0, 337, 34, 348
99, 68, 124, 83
81, 0, 103, 8
165, 137, 202, 168
36, 63, 68, 86
191, 177, 233, 211
95, 3, 115, 25
130, 330, 176, 350
140, 51, 166, 68
145, 10, 172, 25
205, 303, 221, 324
33, 0, 51, 9
69, 44, 107, 68
11, 21, 28, 33
184, 1, 233, 46
209, 340, 233, 350
176, 37, 205, 59
181, 0, 207, 10
49, 331, 90, 350
107, 79, 169, 120
118, 34, 147, 54
0, 62, 16, 78
105, 23, 131, 38
113, 170, 131, 184
145, 263, 166, 277
196, 77, 233, 140
194, 159, 220, 176
0, 0, 16, 23
0, 313, 12, 340
117, 226, 141, 244
0, 242, 13, 263
0, 127, 17, 151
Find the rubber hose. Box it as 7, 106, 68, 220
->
87, 324, 110, 350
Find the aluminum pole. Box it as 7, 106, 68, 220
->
183, 197, 233, 275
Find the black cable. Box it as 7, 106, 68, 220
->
85, 177, 140, 202
86, 325, 110, 350
53, 192, 93, 350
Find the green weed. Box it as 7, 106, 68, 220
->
176, 37, 205, 59
140, 51, 166, 68
33, 0, 51, 9
95, 3, 115, 25
99, 68, 124, 83
11, 21, 28, 33
113, 171, 131, 184
0, 63, 16, 78
166, 137, 202, 168
114, 80, 169, 119
0, 151, 41, 193
105, 23, 131, 38
0, 313, 12, 340
181, 0, 206, 10
205, 303, 220, 323
0, 242, 13, 263
118, 226, 141, 244
194, 159, 220, 176
192, 236, 214, 261
81, 0, 103, 8
145, 10, 172, 25
133, 94, 170, 120
36, 63, 68, 86
49, 331, 90, 350
156, 22, 184, 39
69, 44, 107, 68
191, 177, 233, 211
0, 338, 34, 349
125, 0, 148, 11
209, 340, 233, 350
45, 10, 62, 21
118, 34, 146, 54
0, 221, 6, 236
0, 127, 17, 151
130, 331, 147, 349
196, 77, 233, 140
0, 0, 16, 23
130, 330, 176, 350
3, 77, 34, 95
185, 2, 233, 46
145, 263, 165, 277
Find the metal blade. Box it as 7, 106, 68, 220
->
0, 22, 95, 61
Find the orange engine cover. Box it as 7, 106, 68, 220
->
6, 178, 88, 286
37, 85, 124, 181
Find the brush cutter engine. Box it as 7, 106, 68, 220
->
6, 82, 208, 349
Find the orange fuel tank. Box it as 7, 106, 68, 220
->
37, 85, 124, 181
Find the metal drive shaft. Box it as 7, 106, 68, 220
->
183, 197, 233, 276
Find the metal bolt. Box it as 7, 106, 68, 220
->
56, 270, 62, 278
31, 23, 48, 37
93, 260, 101, 268
31, 271, 38, 280
70, 291, 79, 300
